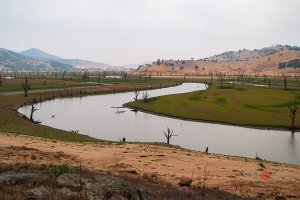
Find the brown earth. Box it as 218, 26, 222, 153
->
0, 132, 299, 199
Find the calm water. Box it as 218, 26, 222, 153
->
18, 83, 300, 165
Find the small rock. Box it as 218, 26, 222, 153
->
275, 196, 286, 200
178, 177, 192, 187
0, 173, 39, 185
31, 155, 37, 160
25, 186, 52, 200
142, 173, 149, 179
137, 188, 149, 200
57, 187, 78, 200
85, 174, 138, 200
57, 173, 82, 188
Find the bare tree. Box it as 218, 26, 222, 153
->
142, 91, 149, 103
209, 72, 213, 85
288, 105, 298, 130
217, 72, 225, 87
30, 102, 39, 122
163, 127, 177, 144
98, 72, 101, 85
134, 90, 140, 101
22, 77, 30, 97
82, 71, 89, 82
282, 73, 287, 90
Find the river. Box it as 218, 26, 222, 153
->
18, 83, 299, 165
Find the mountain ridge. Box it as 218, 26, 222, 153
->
19, 48, 63, 61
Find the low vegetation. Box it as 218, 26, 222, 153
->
127, 85, 300, 129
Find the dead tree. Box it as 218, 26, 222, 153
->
288, 105, 298, 130
217, 72, 225, 87
142, 91, 149, 103
134, 90, 140, 101
22, 77, 30, 97
282, 73, 287, 90
98, 72, 101, 85
163, 127, 177, 144
209, 72, 213, 85
30, 102, 39, 122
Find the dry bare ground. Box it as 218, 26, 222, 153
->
0, 132, 299, 199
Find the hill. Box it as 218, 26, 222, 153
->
20, 48, 111, 70
1, 48, 115, 71
19, 48, 63, 61
0, 48, 72, 71
56, 58, 110, 70
135, 45, 300, 75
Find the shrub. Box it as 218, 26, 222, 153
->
49, 164, 72, 178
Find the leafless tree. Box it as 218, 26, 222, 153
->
98, 72, 101, 85
163, 127, 177, 144
237, 70, 245, 81
82, 71, 89, 82
282, 73, 287, 90
209, 72, 213, 85
134, 90, 140, 101
288, 105, 298, 130
217, 72, 225, 87
142, 91, 149, 102
22, 77, 30, 97
30, 101, 38, 122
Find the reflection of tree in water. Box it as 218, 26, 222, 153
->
288, 131, 298, 163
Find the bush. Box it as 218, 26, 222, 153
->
49, 164, 72, 178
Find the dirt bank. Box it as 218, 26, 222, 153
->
0, 132, 299, 199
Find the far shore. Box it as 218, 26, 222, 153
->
124, 103, 297, 132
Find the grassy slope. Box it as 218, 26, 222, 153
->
0, 78, 178, 142
127, 86, 300, 129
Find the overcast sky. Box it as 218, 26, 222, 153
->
0, 0, 299, 65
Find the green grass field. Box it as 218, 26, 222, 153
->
127, 85, 300, 129
0, 77, 179, 142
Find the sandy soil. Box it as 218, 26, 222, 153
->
0, 132, 299, 199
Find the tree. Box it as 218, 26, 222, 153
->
163, 127, 177, 144
82, 71, 89, 82
142, 91, 149, 102
22, 77, 30, 97
0, 73, 2, 86
288, 105, 298, 130
156, 59, 161, 65
30, 101, 39, 122
134, 90, 140, 101
282, 73, 287, 90
217, 72, 225, 87
209, 72, 213, 85
98, 72, 101, 85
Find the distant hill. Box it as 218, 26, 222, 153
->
19, 48, 63, 61
0, 47, 120, 71
56, 59, 110, 70
19, 48, 111, 70
0, 48, 72, 71
135, 45, 300, 75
